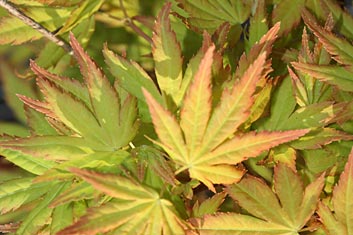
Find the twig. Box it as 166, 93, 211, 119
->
118, 0, 152, 44
0, 0, 72, 53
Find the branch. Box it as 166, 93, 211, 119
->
0, 0, 72, 53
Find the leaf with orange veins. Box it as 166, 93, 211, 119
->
152, 3, 183, 105
70, 34, 128, 148
180, 45, 215, 155
302, 9, 353, 66
200, 52, 268, 153
197, 129, 309, 165
318, 147, 353, 235
143, 89, 187, 164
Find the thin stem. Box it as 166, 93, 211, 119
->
118, 0, 152, 44
0, 0, 72, 53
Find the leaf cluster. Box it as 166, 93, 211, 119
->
0, 0, 353, 234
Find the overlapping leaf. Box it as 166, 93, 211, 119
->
318, 148, 353, 235
272, 0, 305, 35
0, 34, 139, 162
176, 0, 251, 32
0, 6, 72, 45
58, 168, 188, 235
144, 36, 308, 191
198, 164, 325, 234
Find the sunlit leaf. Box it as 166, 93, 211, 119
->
0, 6, 72, 44
152, 3, 183, 106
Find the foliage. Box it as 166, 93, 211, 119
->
0, 0, 353, 234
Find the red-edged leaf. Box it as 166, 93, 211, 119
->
203, 129, 309, 165
30, 61, 91, 108
227, 175, 289, 225
302, 9, 353, 66
274, 163, 304, 225
70, 34, 137, 148
290, 128, 353, 150
37, 78, 108, 148
180, 45, 215, 155
292, 62, 353, 92
192, 192, 226, 218
201, 53, 270, 153
143, 89, 187, 164
152, 3, 183, 105
61, 168, 188, 235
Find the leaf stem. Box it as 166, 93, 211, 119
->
118, 0, 152, 44
0, 0, 72, 53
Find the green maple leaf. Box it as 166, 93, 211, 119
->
197, 164, 325, 234
58, 168, 189, 235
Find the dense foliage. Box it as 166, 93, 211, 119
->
0, 0, 353, 234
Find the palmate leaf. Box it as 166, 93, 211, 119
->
198, 164, 325, 234
7, 34, 139, 153
176, 0, 251, 32
318, 148, 353, 235
144, 47, 308, 191
59, 168, 188, 235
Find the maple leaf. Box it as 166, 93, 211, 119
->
197, 164, 325, 234
59, 168, 189, 235
144, 44, 308, 191
0, 34, 139, 162
318, 148, 353, 235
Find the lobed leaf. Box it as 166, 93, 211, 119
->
227, 175, 289, 226
103, 45, 163, 105
61, 168, 187, 235
177, 0, 251, 33
70, 33, 138, 149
